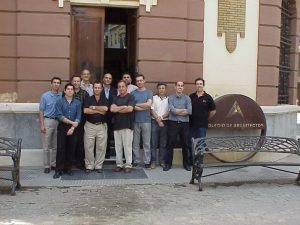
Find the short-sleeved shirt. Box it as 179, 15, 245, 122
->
39, 91, 62, 118
189, 92, 216, 128
112, 94, 135, 130
151, 95, 168, 120
84, 95, 108, 124
131, 89, 153, 123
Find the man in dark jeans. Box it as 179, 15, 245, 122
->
53, 83, 81, 179
189, 78, 216, 163
163, 81, 192, 171
101, 73, 117, 158
72, 75, 89, 169
150, 82, 169, 169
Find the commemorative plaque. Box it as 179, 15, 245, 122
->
208, 94, 266, 135
207, 94, 267, 162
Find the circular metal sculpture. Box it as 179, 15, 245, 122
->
208, 94, 267, 163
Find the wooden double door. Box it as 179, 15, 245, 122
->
71, 6, 137, 84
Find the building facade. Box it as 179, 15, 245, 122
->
0, 0, 299, 104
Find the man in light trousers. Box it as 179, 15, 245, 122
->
131, 74, 153, 169
83, 82, 108, 173
39, 77, 62, 174
111, 80, 135, 173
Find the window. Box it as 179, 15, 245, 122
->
104, 24, 127, 49
278, 0, 292, 104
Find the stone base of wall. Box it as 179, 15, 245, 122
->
0, 103, 299, 166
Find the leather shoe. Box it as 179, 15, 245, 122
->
163, 165, 170, 171
44, 168, 50, 174
124, 168, 132, 173
114, 166, 122, 172
65, 170, 73, 176
184, 165, 191, 171
85, 169, 92, 174
53, 170, 62, 179
95, 169, 103, 173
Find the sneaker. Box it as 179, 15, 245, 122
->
150, 163, 156, 169
124, 168, 132, 173
132, 162, 138, 167
159, 163, 165, 168
144, 164, 151, 169
114, 166, 123, 172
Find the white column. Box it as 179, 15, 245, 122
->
203, 0, 259, 100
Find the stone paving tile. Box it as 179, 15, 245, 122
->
1, 182, 300, 225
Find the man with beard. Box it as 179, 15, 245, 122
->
122, 73, 137, 93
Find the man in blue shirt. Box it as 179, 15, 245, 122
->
53, 83, 82, 179
163, 81, 192, 171
39, 77, 62, 174
131, 74, 153, 168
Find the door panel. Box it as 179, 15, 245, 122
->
71, 7, 104, 81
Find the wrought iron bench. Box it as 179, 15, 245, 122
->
190, 136, 300, 191
0, 137, 22, 195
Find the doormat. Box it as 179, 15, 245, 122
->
61, 168, 148, 180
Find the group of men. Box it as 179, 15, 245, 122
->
39, 70, 216, 179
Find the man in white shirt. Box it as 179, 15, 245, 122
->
80, 69, 93, 96
122, 73, 138, 93
150, 82, 169, 169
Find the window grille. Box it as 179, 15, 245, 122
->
278, 0, 292, 104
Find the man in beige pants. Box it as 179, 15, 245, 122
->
83, 81, 108, 173
111, 80, 135, 173
39, 77, 62, 174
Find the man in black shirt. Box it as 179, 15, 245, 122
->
111, 80, 135, 173
189, 78, 216, 162
83, 81, 108, 173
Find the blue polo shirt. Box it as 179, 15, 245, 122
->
55, 97, 82, 123
131, 89, 153, 123
39, 91, 62, 118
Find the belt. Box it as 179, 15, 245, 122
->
44, 116, 56, 120
170, 120, 186, 124
89, 121, 105, 125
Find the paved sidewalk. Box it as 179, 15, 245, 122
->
3, 154, 297, 189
